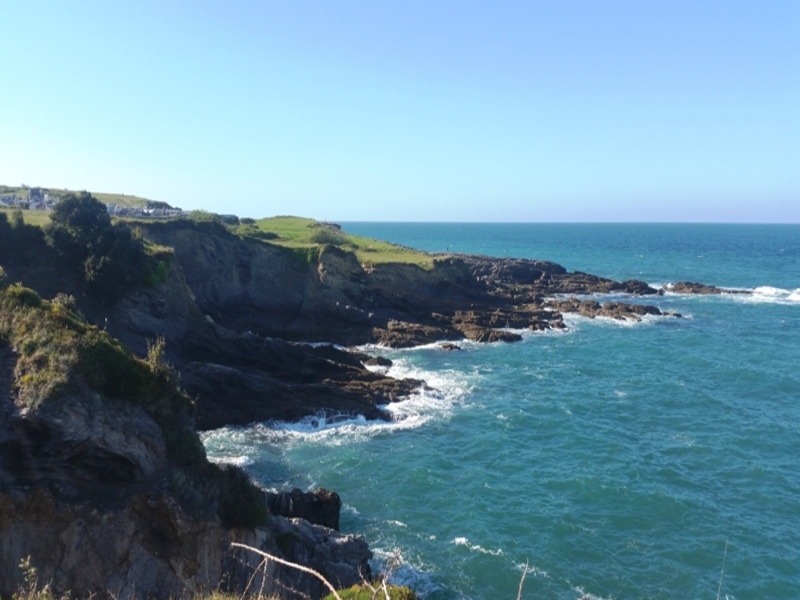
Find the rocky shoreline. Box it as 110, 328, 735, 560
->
99, 221, 704, 430
0, 218, 732, 598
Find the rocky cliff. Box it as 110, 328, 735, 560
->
0, 217, 688, 598
0, 287, 370, 599
97, 220, 671, 429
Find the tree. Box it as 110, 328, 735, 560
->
46, 192, 112, 262
43, 192, 149, 305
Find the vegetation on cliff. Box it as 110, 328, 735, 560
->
0, 279, 267, 529
0, 194, 172, 304
245, 216, 435, 268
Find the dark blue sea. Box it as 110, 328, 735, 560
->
203, 224, 800, 599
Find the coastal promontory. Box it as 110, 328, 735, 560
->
0, 198, 697, 598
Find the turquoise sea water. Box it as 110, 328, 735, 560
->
202, 224, 800, 599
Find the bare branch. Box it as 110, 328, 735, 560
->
230, 542, 343, 600
516, 560, 529, 600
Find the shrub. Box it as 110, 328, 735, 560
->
6, 284, 42, 308
309, 226, 349, 246
144, 253, 172, 287
325, 584, 418, 600
146, 335, 179, 386
286, 246, 320, 271
42, 192, 151, 304
13, 555, 69, 600
50, 293, 77, 311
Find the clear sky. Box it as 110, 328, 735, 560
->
1, 1, 798, 222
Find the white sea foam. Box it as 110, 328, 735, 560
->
661, 282, 800, 305
386, 519, 408, 528
570, 585, 613, 600
206, 454, 254, 467
747, 286, 800, 305
370, 547, 441, 597
452, 536, 504, 556
515, 561, 551, 580
234, 357, 476, 446
561, 311, 661, 330
342, 503, 360, 516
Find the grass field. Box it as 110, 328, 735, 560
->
251, 216, 434, 268
0, 207, 51, 227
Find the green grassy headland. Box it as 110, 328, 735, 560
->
2, 183, 434, 268
246, 216, 435, 269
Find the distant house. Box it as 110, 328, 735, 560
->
29, 187, 45, 203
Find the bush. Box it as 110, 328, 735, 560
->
42, 192, 151, 304
5, 283, 42, 308
144, 252, 172, 287
286, 246, 320, 271
325, 584, 418, 600
309, 226, 349, 246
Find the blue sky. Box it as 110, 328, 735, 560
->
1, 1, 798, 222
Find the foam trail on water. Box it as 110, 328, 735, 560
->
452, 536, 504, 556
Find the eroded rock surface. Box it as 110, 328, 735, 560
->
95, 223, 673, 428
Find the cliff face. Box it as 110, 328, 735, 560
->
0, 289, 370, 599
0, 218, 680, 598
0, 488, 371, 599
98, 221, 664, 429
0, 489, 226, 596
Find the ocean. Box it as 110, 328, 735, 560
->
202, 223, 800, 599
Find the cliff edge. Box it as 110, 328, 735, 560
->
0, 284, 370, 599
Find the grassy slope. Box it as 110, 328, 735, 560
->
0, 207, 51, 227
250, 216, 435, 268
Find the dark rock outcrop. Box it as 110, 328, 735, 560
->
667, 281, 733, 295
266, 488, 342, 531
547, 297, 663, 321
231, 516, 372, 599
0, 487, 371, 599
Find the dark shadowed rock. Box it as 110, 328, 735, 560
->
547, 297, 666, 322
266, 487, 342, 531
668, 281, 734, 294
95, 222, 704, 426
